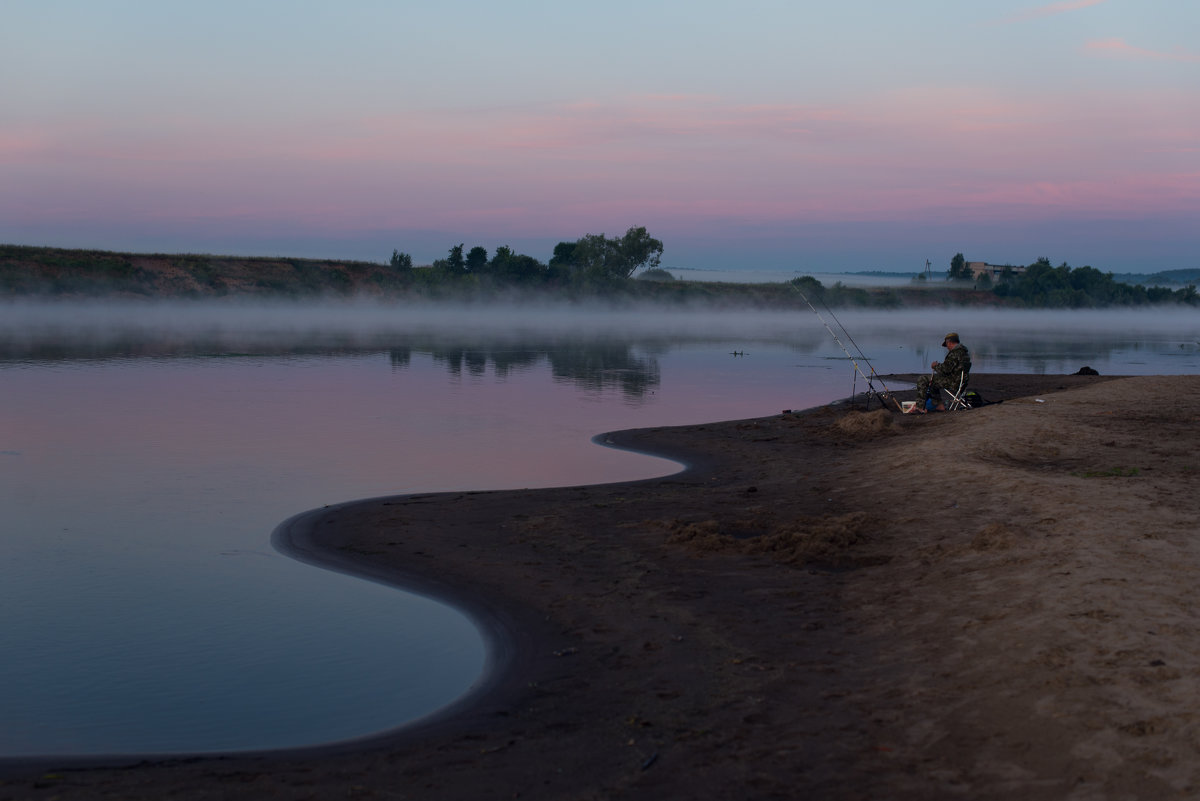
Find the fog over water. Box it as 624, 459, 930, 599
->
2, 299, 1196, 375
1, 298, 1196, 757
3, 296, 1197, 341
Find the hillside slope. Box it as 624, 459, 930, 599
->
0, 244, 408, 298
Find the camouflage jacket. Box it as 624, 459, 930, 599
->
935, 344, 971, 384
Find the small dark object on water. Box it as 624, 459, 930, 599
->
1074, 366, 1100, 375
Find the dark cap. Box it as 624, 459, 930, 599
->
942, 332, 960, 346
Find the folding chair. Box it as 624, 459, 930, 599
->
942, 371, 971, 411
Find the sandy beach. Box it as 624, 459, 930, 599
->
4, 372, 1200, 800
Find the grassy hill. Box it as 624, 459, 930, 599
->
0, 244, 410, 298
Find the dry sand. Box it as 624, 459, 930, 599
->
4, 373, 1199, 800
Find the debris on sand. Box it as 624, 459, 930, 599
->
832, 408, 896, 440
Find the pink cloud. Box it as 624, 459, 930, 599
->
6, 84, 1198, 239
953, 170, 1200, 221
1084, 38, 1200, 63
0, 130, 53, 163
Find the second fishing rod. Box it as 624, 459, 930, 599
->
792, 285, 902, 412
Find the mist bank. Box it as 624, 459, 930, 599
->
2, 299, 1197, 367
0, 298, 831, 361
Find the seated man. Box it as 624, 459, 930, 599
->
914, 332, 971, 411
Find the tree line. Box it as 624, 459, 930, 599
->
939, 253, 1198, 307
390, 226, 664, 288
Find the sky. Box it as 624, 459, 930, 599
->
2, 0, 1197, 273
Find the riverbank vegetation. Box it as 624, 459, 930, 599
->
989, 258, 1198, 307
2, 235, 1195, 309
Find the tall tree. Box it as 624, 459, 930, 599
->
466, 246, 489, 273
390, 250, 413, 270
948, 252, 969, 280
613, 226, 664, 278
555, 226, 664, 280
446, 243, 466, 274
549, 241, 577, 268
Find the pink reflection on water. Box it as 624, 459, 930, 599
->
0, 342, 843, 755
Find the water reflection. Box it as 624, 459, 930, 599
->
2, 301, 1198, 757
392, 341, 663, 400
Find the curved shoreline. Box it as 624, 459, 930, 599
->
0, 375, 1112, 775
0, 422, 709, 773
260, 430, 710, 756
8, 372, 1200, 800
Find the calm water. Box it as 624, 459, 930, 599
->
2, 301, 1197, 757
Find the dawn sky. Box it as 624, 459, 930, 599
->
2, 1, 1197, 273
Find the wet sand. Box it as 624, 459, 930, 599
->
4, 373, 1200, 800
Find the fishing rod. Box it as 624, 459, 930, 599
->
793, 285, 902, 411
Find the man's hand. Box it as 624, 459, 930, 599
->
932, 361, 940, 369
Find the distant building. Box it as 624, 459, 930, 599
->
967, 261, 1025, 281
